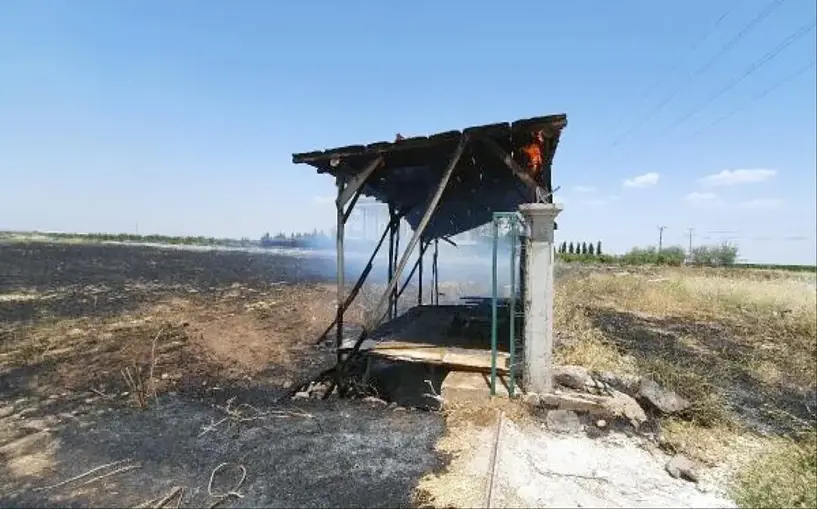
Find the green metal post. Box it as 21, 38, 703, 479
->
508, 218, 517, 398
490, 214, 499, 397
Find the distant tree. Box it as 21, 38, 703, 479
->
596, 241, 602, 256
560, 241, 567, 254
581, 242, 588, 255
568, 242, 575, 255
588, 243, 595, 256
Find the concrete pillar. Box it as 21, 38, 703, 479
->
518, 203, 563, 394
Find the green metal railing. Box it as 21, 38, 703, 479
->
490, 211, 525, 397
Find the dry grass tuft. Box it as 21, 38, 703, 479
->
553, 265, 817, 503
413, 398, 531, 509
731, 432, 817, 509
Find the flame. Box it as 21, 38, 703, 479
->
521, 130, 546, 177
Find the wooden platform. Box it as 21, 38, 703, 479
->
342, 303, 518, 374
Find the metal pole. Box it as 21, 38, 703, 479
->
508, 217, 517, 398
490, 214, 499, 396
335, 175, 346, 366
387, 204, 396, 319
418, 239, 426, 306
432, 239, 440, 306
393, 216, 401, 318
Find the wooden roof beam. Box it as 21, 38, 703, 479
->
336, 156, 384, 208
477, 135, 543, 194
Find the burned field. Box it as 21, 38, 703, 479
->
2, 241, 816, 508
0, 242, 445, 508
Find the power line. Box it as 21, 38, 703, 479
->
604, 0, 785, 154
658, 225, 668, 251
687, 60, 816, 139
657, 20, 816, 138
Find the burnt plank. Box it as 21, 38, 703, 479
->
427, 130, 462, 143
463, 122, 510, 138
292, 150, 325, 164
365, 141, 394, 151
511, 114, 567, 133
322, 144, 368, 159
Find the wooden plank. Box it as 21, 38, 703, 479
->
478, 135, 542, 193
323, 145, 368, 159
369, 343, 510, 373
337, 156, 384, 207
366, 141, 394, 151
292, 150, 325, 163
427, 130, 462, 143
510, 114, 567, 133
463, 122, 510, 137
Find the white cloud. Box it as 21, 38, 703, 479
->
737, 198, 783, 210
684, 192, 718, 202
623, 172, 660, 188
573, 185, 596, 193
698, 169, 777, 187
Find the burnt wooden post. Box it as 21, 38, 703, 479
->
330, 156, 384, 362
387, 204, 396, 319
335, 174, 346, 363
392, 215, 401, 318
431, 239, 440, 306
418, 238, 426, 306
347, 133, 469, 356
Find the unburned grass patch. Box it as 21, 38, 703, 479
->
553, 264, 817, 494
732, 432, 817, 509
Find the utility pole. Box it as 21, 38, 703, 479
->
687, 228, 695, 254
657, 225, 667, 252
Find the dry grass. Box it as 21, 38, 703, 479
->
731, 431, 817, 509
413, 399, 530, 509
553, 265, 817, 506
0, 282, 364, 404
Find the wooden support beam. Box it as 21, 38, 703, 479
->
314, 214, 397, 345
342, 185, 363, 224
431, 239, 440, 306
478, 136, 542, 195
396, 242, 426, 302
387, 204, 396, 320
418, 239, 428, 306
345, 133, 470, 359
335, 175, 346, 367
337, 156, 384, 208
392, 217, 401, 319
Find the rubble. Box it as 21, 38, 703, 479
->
545, 409, 582, 433
666, 454, 700, 483
535, 389, 647, 428
554, 365, 612, 394
639, 378, 691, 415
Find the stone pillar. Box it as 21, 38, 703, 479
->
518, 203, 563, 394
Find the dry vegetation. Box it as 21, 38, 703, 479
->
553, 265, 817, 507
0, 282, 355, 406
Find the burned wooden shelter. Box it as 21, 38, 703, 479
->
292, 114, 567, 395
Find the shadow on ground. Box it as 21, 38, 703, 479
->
586, 307, 815, 436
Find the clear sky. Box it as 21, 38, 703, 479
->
1, 0, 815, 264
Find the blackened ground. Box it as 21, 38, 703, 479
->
2, 395, 445, 508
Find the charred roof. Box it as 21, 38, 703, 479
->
292, 114, 567, 239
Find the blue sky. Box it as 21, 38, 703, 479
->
1, 0, 815, 264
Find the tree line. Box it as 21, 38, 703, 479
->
555, 241, 740, 267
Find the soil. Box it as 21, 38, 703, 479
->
0, 241, 446, 507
